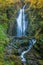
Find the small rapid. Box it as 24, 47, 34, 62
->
21, 39, 36, 62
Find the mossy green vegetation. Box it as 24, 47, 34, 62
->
0, 0, 43, 65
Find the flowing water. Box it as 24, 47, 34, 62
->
21, 39, 36, 62
16, 6, 27, 36
6, 5, 36, 65
16, 6, 36, 64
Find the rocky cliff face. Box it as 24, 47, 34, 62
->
7, 0, 30, 36
7, 1, 22, 36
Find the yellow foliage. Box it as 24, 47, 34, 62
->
35, 28, 41, 39
24, 0, 43, 8
0, 0, 20, 6
30, 0, 43, 8
6, 0, 20, 4
25, 0, 31, 2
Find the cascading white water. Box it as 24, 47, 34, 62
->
16, 6, 36, 64
16, 6, 27, 36
21, 39, 36, 62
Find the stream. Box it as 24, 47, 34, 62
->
16, 5, 27, 36
21, 39, 36, 63
7, 5, 36, 65
16, 5, 36, 64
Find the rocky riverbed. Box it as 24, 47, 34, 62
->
4, 37, 43, 65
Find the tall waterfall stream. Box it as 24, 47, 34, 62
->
16, 6, 36, 65
7, 6, 36, 65
16, 6, 27, 36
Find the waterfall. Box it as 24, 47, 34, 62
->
16, 6, 36, 64
16, 6, 27, 36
